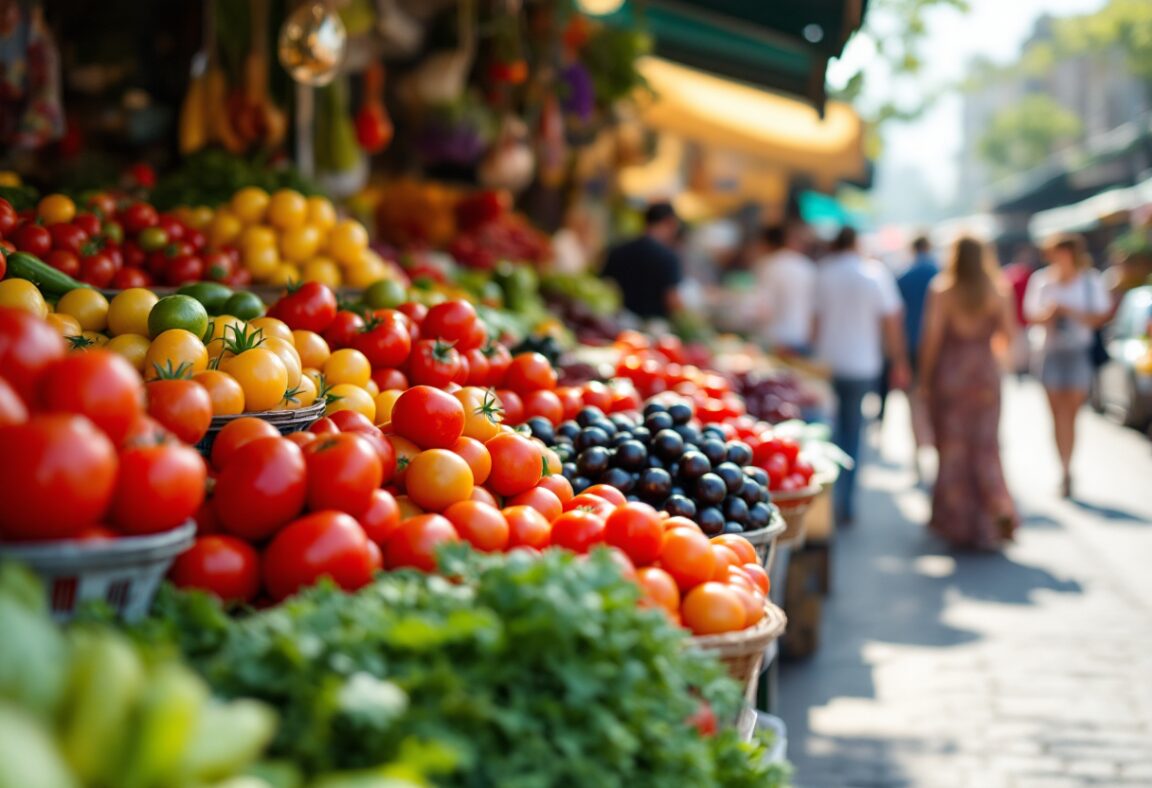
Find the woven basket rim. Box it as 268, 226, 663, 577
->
0, 521, 196, 563
740, 512, 787, 545
687, 603, 787, 655
208, 400, 326, 428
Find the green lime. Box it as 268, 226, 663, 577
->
223, 291, 266, 321
147, 294, 209, 340
177, 281, 233, 315
363, 278, 407, 310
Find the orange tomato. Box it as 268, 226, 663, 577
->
680, 582, 746, 635
405, 449, 473, 512
636, 566, 680, 614
443, 500, 509, 552
537, 474, 574, 504
387, 434, 420, 486
709, 544, 742, 582
502, 505, 551, 550
741, 562, 771, 596
505, 486, 562, 522
291, 329, 330, 369
711, 534, 757, 565
729, 583, 765, 628
658, 528, 715, 592
470, 486, 499, 507
395, 495, 424, 520
450, 436, 491, 485
454, 386, 503, 442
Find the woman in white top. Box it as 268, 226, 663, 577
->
1023, 234, 1111, 497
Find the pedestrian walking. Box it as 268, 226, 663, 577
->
1002, 244, 1041, 378
1024, 234, 1111, 498
814, 227, 911, 524
896, 235, 939, 482
753, 222, 816, 356
600, 202, 684, 321
918, 237, 1018, 549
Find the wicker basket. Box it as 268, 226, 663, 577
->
740, 510, 787, 571
770, 483, 822, 548
0, 522, 196, 622
688, 603, 787, 702
196, 401, 326, 456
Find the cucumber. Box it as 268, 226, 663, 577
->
5, 252, 85, 296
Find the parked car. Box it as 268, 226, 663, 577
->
1098, 285, 1152, 430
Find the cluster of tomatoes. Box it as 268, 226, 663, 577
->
0, 307, 207, 542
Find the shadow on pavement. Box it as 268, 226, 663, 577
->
779, 437, 1084, 787
1068, 498, 1151, 525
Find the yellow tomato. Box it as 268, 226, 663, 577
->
46, 312, 82, 338
325, 383, 375, 422
291, 330, 330, 369
374, 389, 403, 424
240, 224, 277, 250
105, 333, 151, 371
205, 315, 247, 358
193, 370, 245, 416
341, 250, 389, 288
231, 187, 270, 224
456, 387, 503, 442
221, 348, 289, 412
144, 328, 209, 380
186, 205, 214, 229
248, 316, 293, 344
207, 209, 244, 247
0, 279, 48, 317
301, 257, 341, 288
323, 348, 371, 388
266, 189, 307, 230
303, 367, 324, 393
243, 245, 280, 281
107, 288, 159, 336
267, 263, 301, 287
37, 194, 76, 225
327, 219, 369, 265
279, 224, 322, 261
284, 371, 317, 409
305, 195, 337, 231
263, 336, 303, 388
57, 288, 109, 332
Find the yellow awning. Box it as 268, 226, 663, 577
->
634, 57, 866, 191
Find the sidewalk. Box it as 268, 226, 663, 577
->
778, 380, 1152, 787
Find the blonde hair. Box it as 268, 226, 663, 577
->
1045, 233, 1092, 270
942, 237, 1001, 313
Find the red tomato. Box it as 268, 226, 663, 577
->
357, 488, 401, 547
494, 389, 524, 425
397, 301, 428, 325
470, 486, 499, 506
581, 381, 613, 412
484, 432, 543, 496
390, 385, 464, 449
307, 417, 341, 436
211, 417, 280, 469
506, 486, 562, 522
38, 350, 143, 445
443, 500, 510, 552
0, 308, 66, 403
554, 387, 584, 421
565, 493, 615, 519
536, 474, 573, 504
503, 352, 557, 394
110, 267, 151, 289
0, 199, 16, 236
121, 202, 159, 233
406, 339, 461, 388
351, 312, 411, 369
742, 562, 771, 595
421, 300, 480, 347
327, 410, 373, 433
322, 310, 366, 350
521, 389, 563, 424
214, 437, 308, 541
110, 442, 206, 534
304, 433, 384, 515
384, 513, 459, 571
169, 535, 261, 603
79, 250, 117, 288
203, 251, 235, 282
163, 254, 204, 286
44, 250, 79, 281
0, 377, 27, 427
503, 505, 551, 549
483, 343, 512, 387
263, 511, 380, 600
604, 502, 664, 565
284, 431, 317, 449
49, 222, 88, 253
270, 281, 338, 333
550, 510, 606, 553
11, 224, 51, 256
610, 385, 642, 413
371, 368, 408, 391
582, 484, 628, 507
687, 700, 717, 737
146, 378, 212, 445
464, 348, 490, 386
0, 414, 117, 540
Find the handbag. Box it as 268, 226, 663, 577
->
1083, 275, 1110, 368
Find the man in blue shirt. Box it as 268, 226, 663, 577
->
897, 235, 938, 482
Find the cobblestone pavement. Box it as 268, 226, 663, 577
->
779, 380, 1152, 788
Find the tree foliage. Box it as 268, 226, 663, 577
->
977, 94, 1082, 176
1054, 0, 1152, 82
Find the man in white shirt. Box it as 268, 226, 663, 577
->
813, 227, 911, 524
755, 223, 816, 354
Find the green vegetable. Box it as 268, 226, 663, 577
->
137, 549, 783, 786
0, 702, 79, 788
5, 252, 86, 296
0, 565, 67, 720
